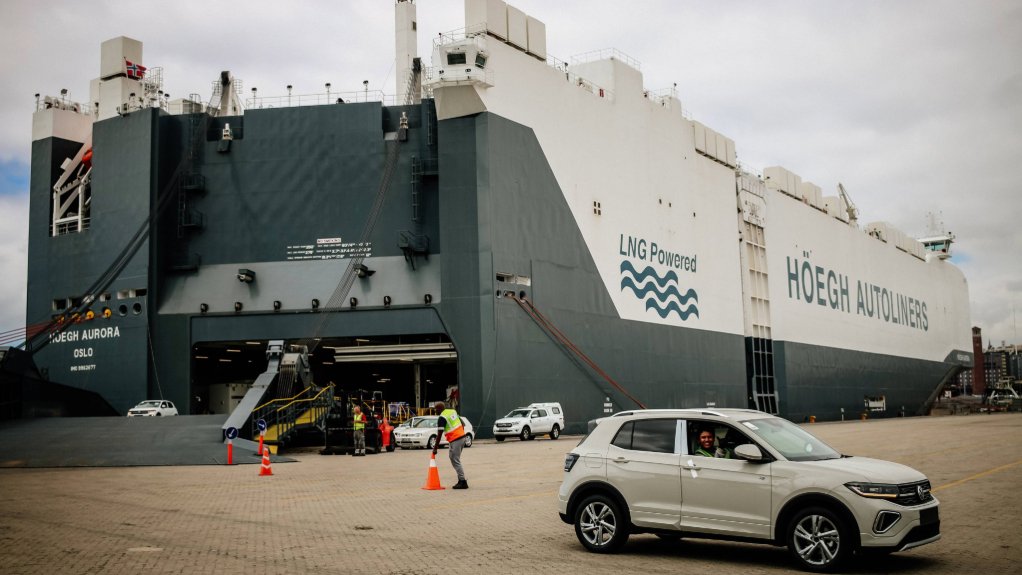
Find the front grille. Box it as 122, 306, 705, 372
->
894, 480, 933, 506
496, 423, 512, 428
901, 519, 940, 547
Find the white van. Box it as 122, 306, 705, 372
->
493, 402, 565, 441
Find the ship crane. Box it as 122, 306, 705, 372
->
837, 182, 859, 226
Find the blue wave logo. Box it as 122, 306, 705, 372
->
620, 260, 699, 320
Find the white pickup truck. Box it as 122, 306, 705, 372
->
492, 402, 564, 441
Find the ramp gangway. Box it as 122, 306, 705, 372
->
252, 383, 335, 453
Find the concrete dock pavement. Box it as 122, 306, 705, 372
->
1, 413, 1020, 574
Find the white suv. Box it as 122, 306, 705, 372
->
557, 409, 940, 572
493, 402, 565, 441
126, 400, 178, 417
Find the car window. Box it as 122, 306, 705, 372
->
536, 409, 547, 417
552, 407, 561, 414
685, 421, 753, 455
611, 419, 677, 453
507, 409, 531, 418
611, 422, 633, 449
739, 417, 841, 461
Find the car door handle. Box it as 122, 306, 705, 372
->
613, 456, 631, 464
682, 461, 701, 471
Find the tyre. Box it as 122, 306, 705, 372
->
786, 506, 853, 572
520, 426, 532, 441
574, 494, 629, 553
495, 436, 505, 442
386, 432, 396, 452
427, 435, 437, 450
550, 424, 560, 440
464, 434, 473, 448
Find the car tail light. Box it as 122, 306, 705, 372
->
564, 453, 580, 472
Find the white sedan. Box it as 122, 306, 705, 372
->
394, 415, 474, 449
126, 400, 178, 417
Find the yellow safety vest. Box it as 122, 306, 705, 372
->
353, 411, 365, 430
440, 409, 466, 442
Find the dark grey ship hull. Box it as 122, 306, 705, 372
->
25, 101, 962, 433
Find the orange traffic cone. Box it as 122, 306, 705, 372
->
259, 448, 273, 476
421, 451, 444, 490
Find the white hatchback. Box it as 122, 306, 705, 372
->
558, 409, 940, 572
126, 400, 178, 417
394, 415, 474, 450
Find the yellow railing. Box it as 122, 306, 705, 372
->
252, 383, 334, 444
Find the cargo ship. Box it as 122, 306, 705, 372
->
15, 0, 973, 434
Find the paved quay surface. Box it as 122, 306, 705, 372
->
1, 413, 1020, 574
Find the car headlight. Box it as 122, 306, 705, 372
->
845, 482, 899, 499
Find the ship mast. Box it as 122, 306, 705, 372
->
918, 211, 956, 259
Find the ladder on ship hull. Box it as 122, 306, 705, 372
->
738, 174, 780, 414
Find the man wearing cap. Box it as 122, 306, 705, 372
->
434, 401, 469, 489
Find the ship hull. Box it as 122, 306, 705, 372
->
25, 28, 971, 433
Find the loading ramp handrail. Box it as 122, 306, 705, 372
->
251, 383, 335, 445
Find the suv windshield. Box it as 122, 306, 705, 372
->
739, 417, 841, 461
505, 409, 531, 418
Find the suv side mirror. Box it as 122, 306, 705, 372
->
734, 444, 765, 462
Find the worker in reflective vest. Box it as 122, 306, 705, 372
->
695, 428, 731, 458
352, 405, 367, 456
434, 401, 469, 489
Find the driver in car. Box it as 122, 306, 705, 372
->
695, 428, 731, 458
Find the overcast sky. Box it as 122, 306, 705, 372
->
0, 0, 1019, 347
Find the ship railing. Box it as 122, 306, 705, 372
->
245, 89, 397, 110
432, 23, 489, 47
542, 55, 617, 102
52, 216, 91, 237
643, 87, 690, 117
35, 95, 93, 117
251, 383, 335, 444
570, 48, 642, 71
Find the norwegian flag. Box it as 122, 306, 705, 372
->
125, 59, 147, 80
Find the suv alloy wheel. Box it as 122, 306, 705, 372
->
574, 494, 629, 553
787, 506, 852, 572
